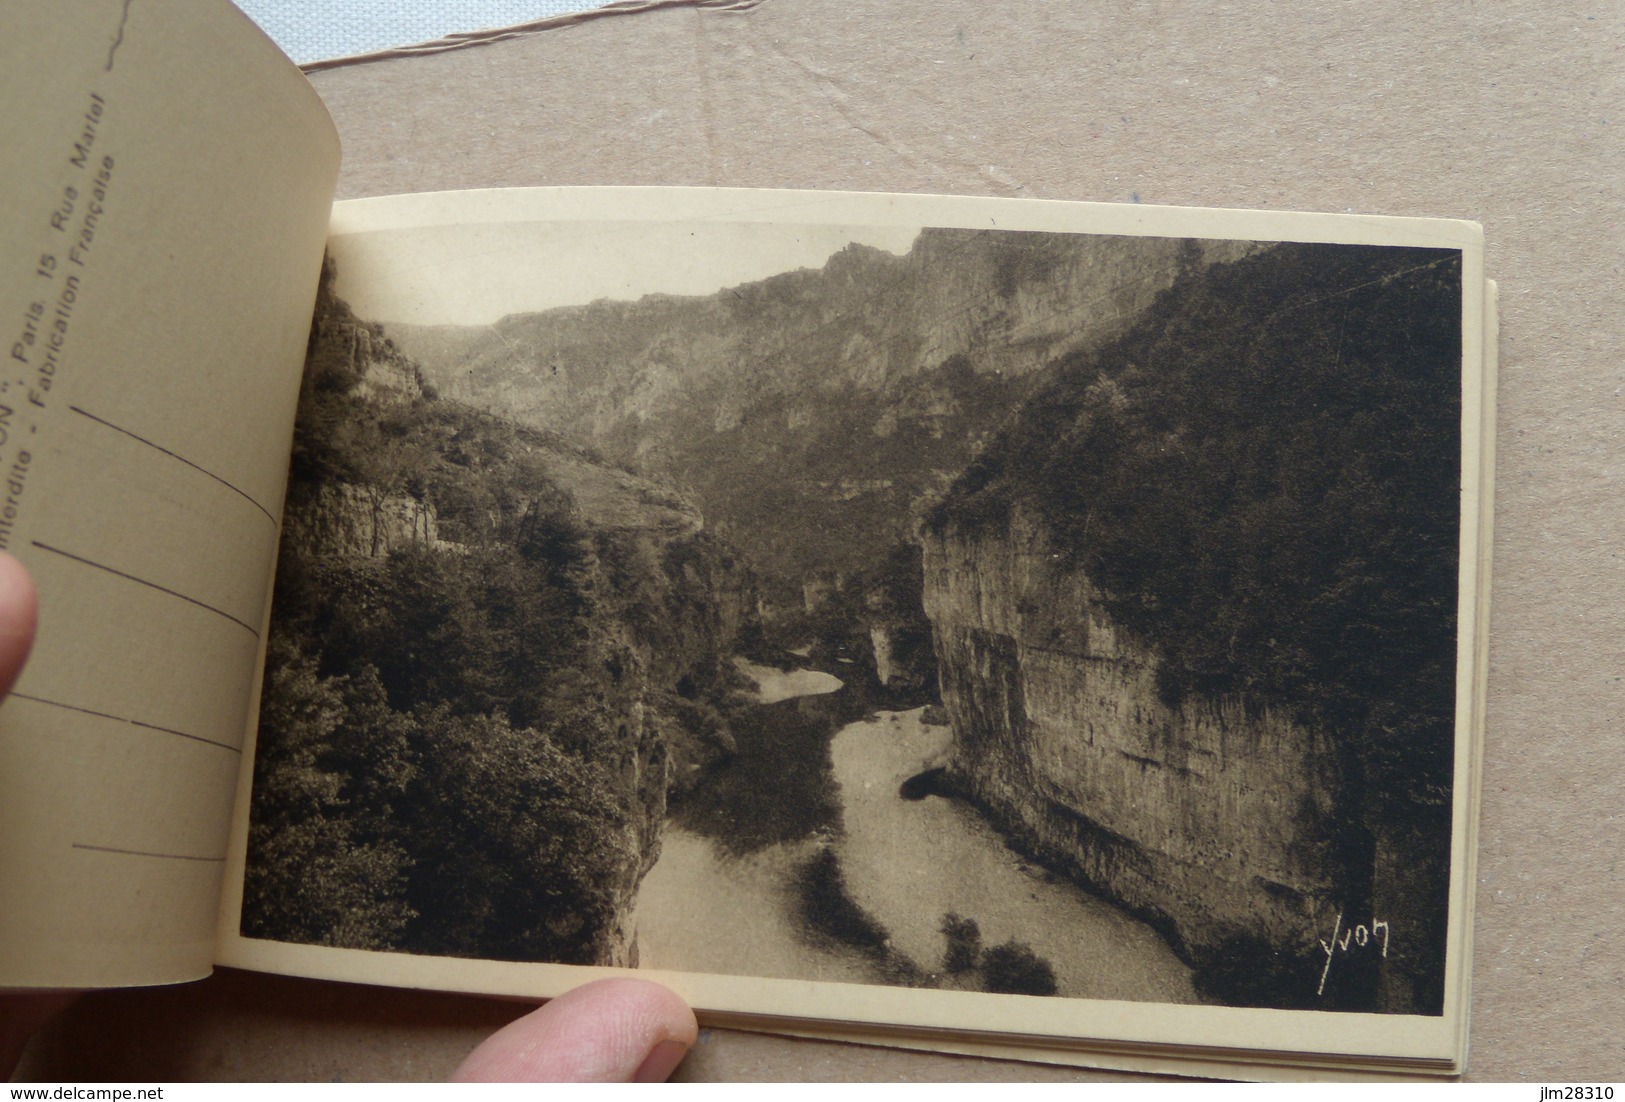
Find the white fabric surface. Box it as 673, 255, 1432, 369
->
233, 0, 608, 64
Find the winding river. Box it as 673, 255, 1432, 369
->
633, 660, 1197, 1002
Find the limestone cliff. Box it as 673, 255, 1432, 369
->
281, 483, 440, 559
922, 509, 1357, 975
394, 232, 1253, 448
917, 240, 1461, 1012
389, 231, 1255, 616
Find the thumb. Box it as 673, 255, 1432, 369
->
452, 978, 697, 1082
0, 551, 63, 1082
0, 551, 37, 696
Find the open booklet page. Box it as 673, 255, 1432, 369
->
216, 191, 1488, 1079
0, 0, 339, 986
218, 189, 1487, 1074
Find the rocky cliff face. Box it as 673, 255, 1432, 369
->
395, 232, 1250, 451
921, 509, 1358, 969
914, 241, 1463, 1012
347, 325, 422, 404
389, 231, 1256, 619
282, 483, 440, 559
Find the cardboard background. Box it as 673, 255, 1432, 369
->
20, 0, 1622, 1081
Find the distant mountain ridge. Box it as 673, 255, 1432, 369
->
391, 229, 1251, 454
388, 228, 1255, 615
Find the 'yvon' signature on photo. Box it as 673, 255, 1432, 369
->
1317, 912, 1391, 996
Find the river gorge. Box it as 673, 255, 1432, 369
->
247, 227, 1460, 1017
634, 660, 1197, 1002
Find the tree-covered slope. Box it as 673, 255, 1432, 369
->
928, 240, 1463, 813
243, 263, 752, 964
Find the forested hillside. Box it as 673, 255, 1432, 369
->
925, 241, 1462, 1010
393, 230, 1251, 689
931, 241, 1462, 812
242, 262, 752, 964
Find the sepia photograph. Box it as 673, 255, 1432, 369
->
237, 193, 1470, 1023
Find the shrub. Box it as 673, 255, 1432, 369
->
981, 938, 1058, 996
939, 912, 982, 974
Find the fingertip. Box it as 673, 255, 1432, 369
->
453, 978, 697, 1083
0, 552, 38, 697
633, 1037, 692, 1084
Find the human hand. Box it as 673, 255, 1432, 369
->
3, 980, 697, 1083
0, 551, 64, 1077
0, 550, 35, 721
453, 978, 698, 1082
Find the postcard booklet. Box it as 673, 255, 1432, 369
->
0, 0, 1493, 1079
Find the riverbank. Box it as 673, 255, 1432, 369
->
735, 658, 842, 705
831, 707, 1198, 1002
635, 660, 1197, 1003
632, 828, 876, 984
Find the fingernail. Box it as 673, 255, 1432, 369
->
633, 1039, 689, 1083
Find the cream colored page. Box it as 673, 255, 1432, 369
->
0, 0, 339, 987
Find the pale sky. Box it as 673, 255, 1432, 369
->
234, 1, 608, 65
328, 220, 922, 327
